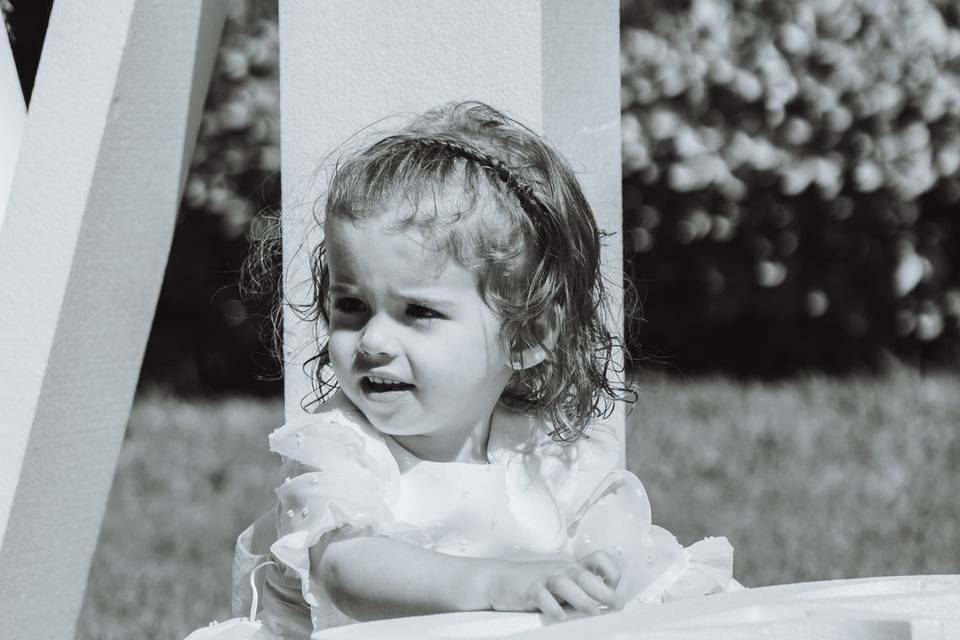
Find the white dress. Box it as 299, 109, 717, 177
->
186, 392, 735, 640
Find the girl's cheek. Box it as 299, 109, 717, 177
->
327, 333, 354, 374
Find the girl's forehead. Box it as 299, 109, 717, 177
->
327, 178, 497, 231
326, 193, 492, 256
325, 214, 479, 287
325, 207, 437, 254
326, 212, 426, 251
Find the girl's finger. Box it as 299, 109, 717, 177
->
535, 586, 567, 622
580, 550, 621, 588
572, 569, 620, 609
546, 575, 601, 616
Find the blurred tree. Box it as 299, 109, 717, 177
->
621, 0, 960, 375
1, 2, 10, 38
15, 0, 957, 392
139, 0, 282, 395
3, 0, 53, 104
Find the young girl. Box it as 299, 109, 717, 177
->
187, 102, 735, 640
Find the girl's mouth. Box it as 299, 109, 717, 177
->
360, 376, 416, 395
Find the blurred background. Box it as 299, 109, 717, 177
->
4, 0, 959, 638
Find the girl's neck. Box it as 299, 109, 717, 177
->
389, 415, 492, 464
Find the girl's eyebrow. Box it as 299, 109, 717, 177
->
330, 283, 456, 308
395, 290, 457, 309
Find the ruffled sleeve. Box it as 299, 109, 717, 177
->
489, 410, 625, 521
567, 467, 735, 604
643, 534, 735, 602
265, 394, 433, 627
529, 417, 735, 604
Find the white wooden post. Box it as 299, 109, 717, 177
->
0, 20, 25, 225
279, 0, 624, 458
311, 574, 960, 639
0, 2, 226, 638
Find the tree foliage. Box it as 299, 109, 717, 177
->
145, 0, 960, 391
141, 1, 281, 394
621, 0, 960, 374
1, 1, 12, 40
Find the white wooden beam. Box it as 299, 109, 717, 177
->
279, 0, 623, 452
311, 574, 960, 639
0, 20, 25, 225
0, 2, 226, 638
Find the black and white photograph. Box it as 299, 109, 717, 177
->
1, 1, 958, 639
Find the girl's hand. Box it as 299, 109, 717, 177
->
487, 551, 622, 622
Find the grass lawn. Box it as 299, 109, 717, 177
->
77, 369, 960, 639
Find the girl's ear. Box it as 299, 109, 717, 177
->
510, 305, 560, 370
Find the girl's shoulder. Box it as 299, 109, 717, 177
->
489, 404, 621, 467
489, 405, 622, 518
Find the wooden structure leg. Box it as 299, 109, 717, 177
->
0, 2, 226, 637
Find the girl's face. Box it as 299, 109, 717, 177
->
325, 207, 515, 457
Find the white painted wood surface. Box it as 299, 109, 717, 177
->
279, 0, 624, 456
0, 19, 25, 226
0, 2, 226, 638
313, 575, 960, 640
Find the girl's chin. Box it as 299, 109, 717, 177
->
351, 395, 420, 432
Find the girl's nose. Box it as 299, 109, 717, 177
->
357, 313, 399, 360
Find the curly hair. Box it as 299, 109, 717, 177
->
248, 101, 630, 441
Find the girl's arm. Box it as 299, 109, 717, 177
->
314, 535, 621, 622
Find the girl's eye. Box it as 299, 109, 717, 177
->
333, 297, 366, 314
407, 304, 444, 320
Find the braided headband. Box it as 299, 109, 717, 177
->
406, 136, 550, 225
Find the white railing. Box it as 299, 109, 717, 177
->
313, 575, 960, 640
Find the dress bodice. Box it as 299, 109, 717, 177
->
389, 457, 566, 559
